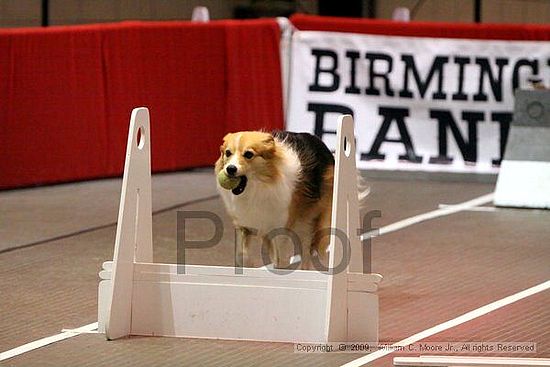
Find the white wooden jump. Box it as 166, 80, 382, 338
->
394, 356, 550, 367
97, 107, 382, 343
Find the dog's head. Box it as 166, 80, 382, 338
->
215, 131, 278, 195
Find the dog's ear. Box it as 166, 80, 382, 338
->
257, 135, 276, 159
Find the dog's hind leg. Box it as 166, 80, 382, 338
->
310, 207, 331, 270
288, 221, 313, 270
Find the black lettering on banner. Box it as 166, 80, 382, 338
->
309, 49, 340, 92
365, 52, 395, 97
473, 57, 509, 102
345, 50, 361, 94
308, 103, 354, 141
361, 106, 422, 163
451, 56, 471, 101
491, 112, 512, 166
399, 55, 449, 100
429, 110, 484, 164
512, 59, 538, 92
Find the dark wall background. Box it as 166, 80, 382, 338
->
1, 0, 549, 28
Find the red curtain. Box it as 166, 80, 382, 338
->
224, 20, 284, 132
290, 14, 550, 40
0, 19, 284, 189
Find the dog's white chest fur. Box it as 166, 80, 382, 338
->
218, 144, 300, 235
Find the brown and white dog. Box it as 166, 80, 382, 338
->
215, 130, 362, 269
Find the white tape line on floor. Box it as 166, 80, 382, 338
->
341, 280, 550, 367
0, 322, 98, 362
360, 192, 495, 240
438, 204, 498, 212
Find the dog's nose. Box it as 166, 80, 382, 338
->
226, 165, 237, 176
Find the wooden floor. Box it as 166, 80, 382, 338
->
0, 169, 548, 366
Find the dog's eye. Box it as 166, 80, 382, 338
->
225, 150, 232, 157
243, 151, 254, 159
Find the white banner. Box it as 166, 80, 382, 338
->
286, 31, 550, 173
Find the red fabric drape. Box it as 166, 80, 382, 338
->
0, 26, 108, 188
101, 21, 228, 175
224, 20, 284, 132
290, 14, 550, 40
0, 19, 284, 189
